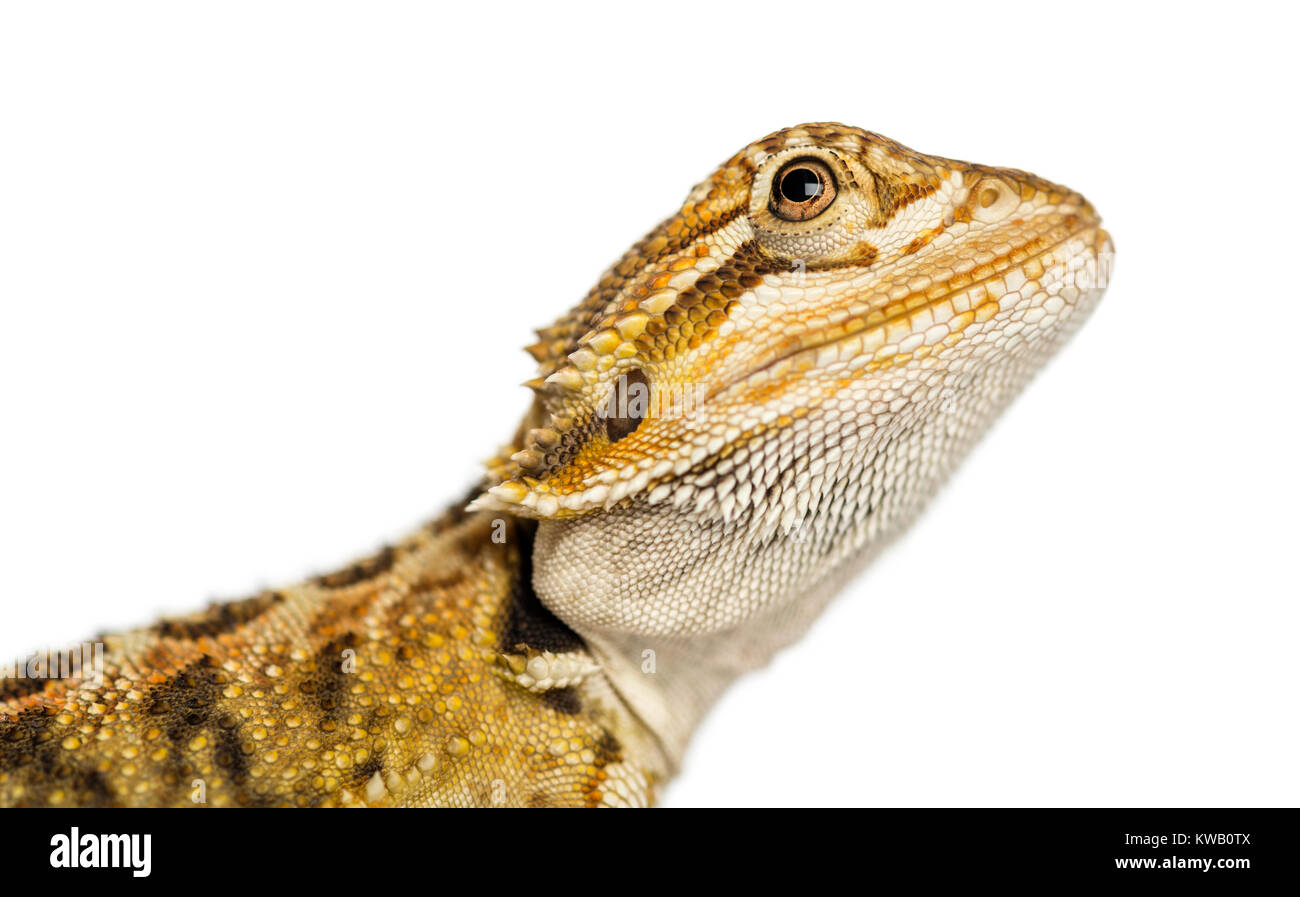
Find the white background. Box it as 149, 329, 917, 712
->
1, 2, 1295, 807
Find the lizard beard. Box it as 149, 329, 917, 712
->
529, 424, 934, 768
527, 304, 1099, 768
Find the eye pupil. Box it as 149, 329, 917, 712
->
769, 157, 837, 222
780, 167, 823, 203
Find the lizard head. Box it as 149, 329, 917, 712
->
471, 123, 1112, 754
475, 123, 1110, 522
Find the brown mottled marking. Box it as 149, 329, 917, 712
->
904, 223, 947, 255
497, 520, 584, 654
153, 590, 285, 640
540, 687, 582, 715
0, 676, 52, 704
798, 242, 879, 270
314, 545, 396, 589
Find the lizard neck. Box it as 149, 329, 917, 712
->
530, 487, 904, 766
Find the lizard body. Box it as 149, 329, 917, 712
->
0, 124, 1111, 806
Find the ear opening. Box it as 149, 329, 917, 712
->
603, 369, 650, 443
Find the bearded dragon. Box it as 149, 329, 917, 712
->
0, 124, 1112, 807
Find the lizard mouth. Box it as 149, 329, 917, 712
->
713, 218, 1110, 402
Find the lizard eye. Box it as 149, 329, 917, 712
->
770, 157, 837, 221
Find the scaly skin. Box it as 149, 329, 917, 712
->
0, 124, 1111, 806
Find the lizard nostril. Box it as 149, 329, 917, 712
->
969, 177, 1020, 223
